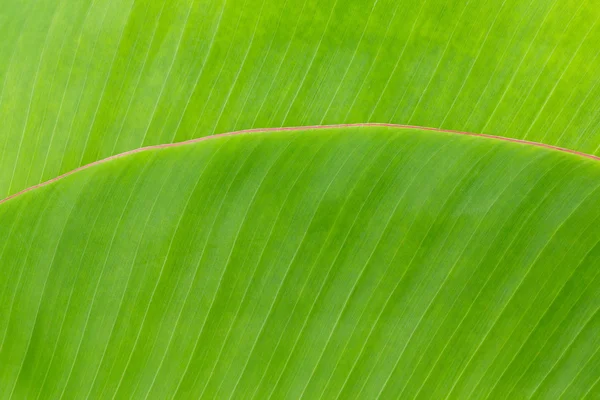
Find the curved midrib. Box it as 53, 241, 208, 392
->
1, 123, 599, 206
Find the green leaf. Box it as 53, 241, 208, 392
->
2, 0, 600, 197
1, 126, 599, 398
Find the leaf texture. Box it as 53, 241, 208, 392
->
1, 126, 599, 399
2, 0, 600, 196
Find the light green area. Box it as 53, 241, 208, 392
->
1, 126, 599, 398
2, 0, 600, 197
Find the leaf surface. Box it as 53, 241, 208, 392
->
1, 126, 599, 399
2, 0, 600, 196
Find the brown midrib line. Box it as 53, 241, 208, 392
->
1, 123, 599, 206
